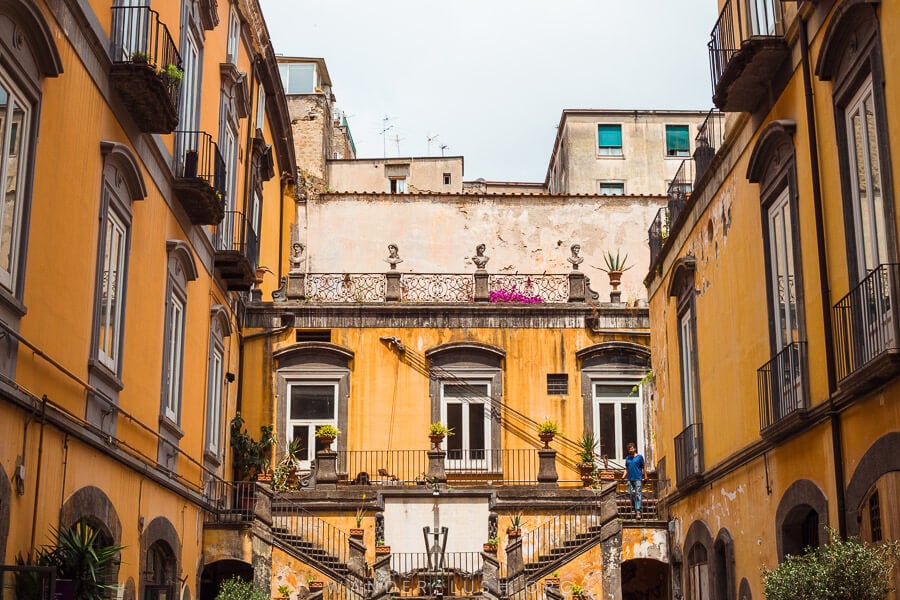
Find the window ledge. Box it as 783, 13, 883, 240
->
0, 285, 27, 319
88, 359, 124, 392
203, 449, 222, 467
159, 415, 185, 440
596, 155, 626, 160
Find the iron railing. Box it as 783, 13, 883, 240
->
833, 264, 900, 381
674, 423, 704, 486
708, 0, 785, 94
520, 502, 604, 568
615, 478, 659, 520
110, 6, 181, 68
389, 552, 483, 597
758, 341, 807, 429
305, 273, 388, 302
489, 274, 569, 303
214, 211, 259, 268
402, 274, 474, 302
174, 131, 227, 197
335, 449, 541, 486
694, 109, 725, 183
204, 480, 258, 524
271, 503, 350, 573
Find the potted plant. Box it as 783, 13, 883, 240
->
577, 432, 598, 486
507, 512, 524, 536
215, 576, 269, 600
537, 419, 559, 448
130, 50, 148, 64
429, 422, 454, 448
160, 63, 183, 92
350, 506, 365, 536
315, 424, 341, 450
277, 585, 291, 600
375, 539, 390, 554
570, 583, 587, 599
306, 575, 324, 591
230, 414, 276, 481
483, 537, 499, 553
545, 572, 560, 586
272, 439, 303, 491
599, 250, 633, 291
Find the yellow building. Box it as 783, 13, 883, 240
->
0, 0, 294, 599
646, 0, 900, 598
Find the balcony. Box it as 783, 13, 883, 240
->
214, 212, 258, 290
757, 342, 807, 435
708, 0, 789, 112
109, 6, 181, 133
173, 131, 226, 225
674, 423, 704, 488
833, 264, 900, 394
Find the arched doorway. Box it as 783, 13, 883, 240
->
621, 558, 668, 600
199, 560, 252, 600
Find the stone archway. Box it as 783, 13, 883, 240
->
199, 560, 253, 600
621, 558, 668, 600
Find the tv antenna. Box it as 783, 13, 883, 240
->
392, 133, 405, 156
426, 133, 440, 156
379, 115, 394, 157
439, 143, 449, 157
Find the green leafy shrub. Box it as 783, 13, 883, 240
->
762, 529, 900, 600
215, 577, 269, 600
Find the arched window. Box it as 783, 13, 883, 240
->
688, 543, 709, 600
145, 541, 176, 600
775, 479, 828, 560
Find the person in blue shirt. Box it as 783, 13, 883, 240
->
625, 442, 646, 519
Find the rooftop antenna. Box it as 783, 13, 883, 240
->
439, 143, 449, 157
426, 133, 440, 156
392, 133, 405, 156
380, 115, 394, 158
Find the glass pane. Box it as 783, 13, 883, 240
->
597, 403, 616, 457
287, 64, 315, 94
621, 403, 637, 457
446, 403, 463, 455
292, 425, 310, 455
852, 107, 875, 271
594, 384, 633, 398
2, 95, 27, 277
289, 384, 335, 419
468, 403, 485, 454
864, 93, 888, 266
444, 383, 488, 398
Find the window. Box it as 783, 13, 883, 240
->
666, 125, 690, 157
687, 544, 709, 600
546, 374, 568, 395
0, 72, 32, 293
287, 382, 338, 468
278, 63, 316, 94
597, 124, 623, 156
163, 294, 185, 422
389, 177, 407, 193
255, 84, 266, 131
868, 490, 882, 543
598, 181, 625, 195
443, 173, 451, 185
225, 8, 240, 65
296, 329, 331, 343
205, 307, 230, 460
679, 308, 697, 424
846, 77, 889, 278
97, 209, 128, 372
443, 381, 491, 468
143, 540, 176, 600
593, 382, 642, 462
671, 259, 702, 482
175, 23, 201, 172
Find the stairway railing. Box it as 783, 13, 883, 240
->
520, 499, 605, 570
271, 498, 350, 578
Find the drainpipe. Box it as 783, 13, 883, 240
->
29, 396, 48, 553
799, 14, 847, 537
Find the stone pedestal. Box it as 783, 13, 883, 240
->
568, 271, 586, 302
315, 450, 338, 488
371, 552, 393, 600
385, 271, 401, 301
481, 550, 500, 600
505, 535, 525, 595
287, 272, 305, 300
474, 271, 489, 302
537, 449, 559, 487
610, 290, 622, 304
427, 450, 447, 483
348, 534, 367, 579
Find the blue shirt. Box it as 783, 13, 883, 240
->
625, 453, 645, 480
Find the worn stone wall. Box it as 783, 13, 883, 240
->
326, 157, 465, 194
297, 192, 664, 302
287, 95, 332, 179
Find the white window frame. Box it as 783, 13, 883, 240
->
768, 188, 799, 350
255, 84, 266, 131
441, 380, 492, 471
175, 24, 201, 172
389, 177, 407, 194
846, 76, 889, 278
592, 379, 643, 463
286, 380, 338, 469
278, 63, 316, 95
0, 71, 31, 292
97, 206, 128, 371
163, 293, 185, 423
597, 181, 625, 196
225, 8, 240, 65
679, 308, 696, 425
205, 344, 224, 455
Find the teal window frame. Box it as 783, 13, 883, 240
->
598, 124, 623, 156
666, 125, 691, 157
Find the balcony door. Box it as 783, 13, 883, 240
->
442, 382, 491, 471
287, 382, 337, 469
847, 78, 894, 349
592, 381, 642, 463
175, 23, 201, 176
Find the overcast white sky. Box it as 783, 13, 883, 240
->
259, 1, 718, 182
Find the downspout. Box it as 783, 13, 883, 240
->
799, 14, 847, 537
29, 396, 48, 553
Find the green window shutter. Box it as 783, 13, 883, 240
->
598, 124, 622, 148
666, 125, 690, 155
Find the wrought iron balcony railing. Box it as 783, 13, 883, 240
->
757, 341, 807, 430
833, 263, 900, 384
674, 423, 704, 486
708, 0, 787, 111
110, 6, 181, 69
173, 131, 227, 224
389, 552, 484, 597
215, 211, 259, 266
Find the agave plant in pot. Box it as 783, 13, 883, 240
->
577, 431, 598, 486
599, 249, 632, 293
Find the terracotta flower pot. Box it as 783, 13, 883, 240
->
607, 270, 623, 290
483, 543, 497, 553
429, 434, 445, 448
308, 582, 324, 591
349, 528, 364, 537
507, 527, 521, 537
318, 435, 335, 450
375, 545, 391, 555
539, 432, 555, 448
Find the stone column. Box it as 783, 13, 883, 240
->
287, 272, 305, 300
568, 271, 586, 302
505, 535, 525, 595
481, 549, 500, 600
371, 552, 394, 600
385, 271, 401, 301
537, 449, 559, 487
348, 533, 367, 579
427, 450, 447, 483
315, 450, 338, 489
474, 271, 489, 302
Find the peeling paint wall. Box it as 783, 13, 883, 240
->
621, 526, 667, 562
327, 157, 465, 194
